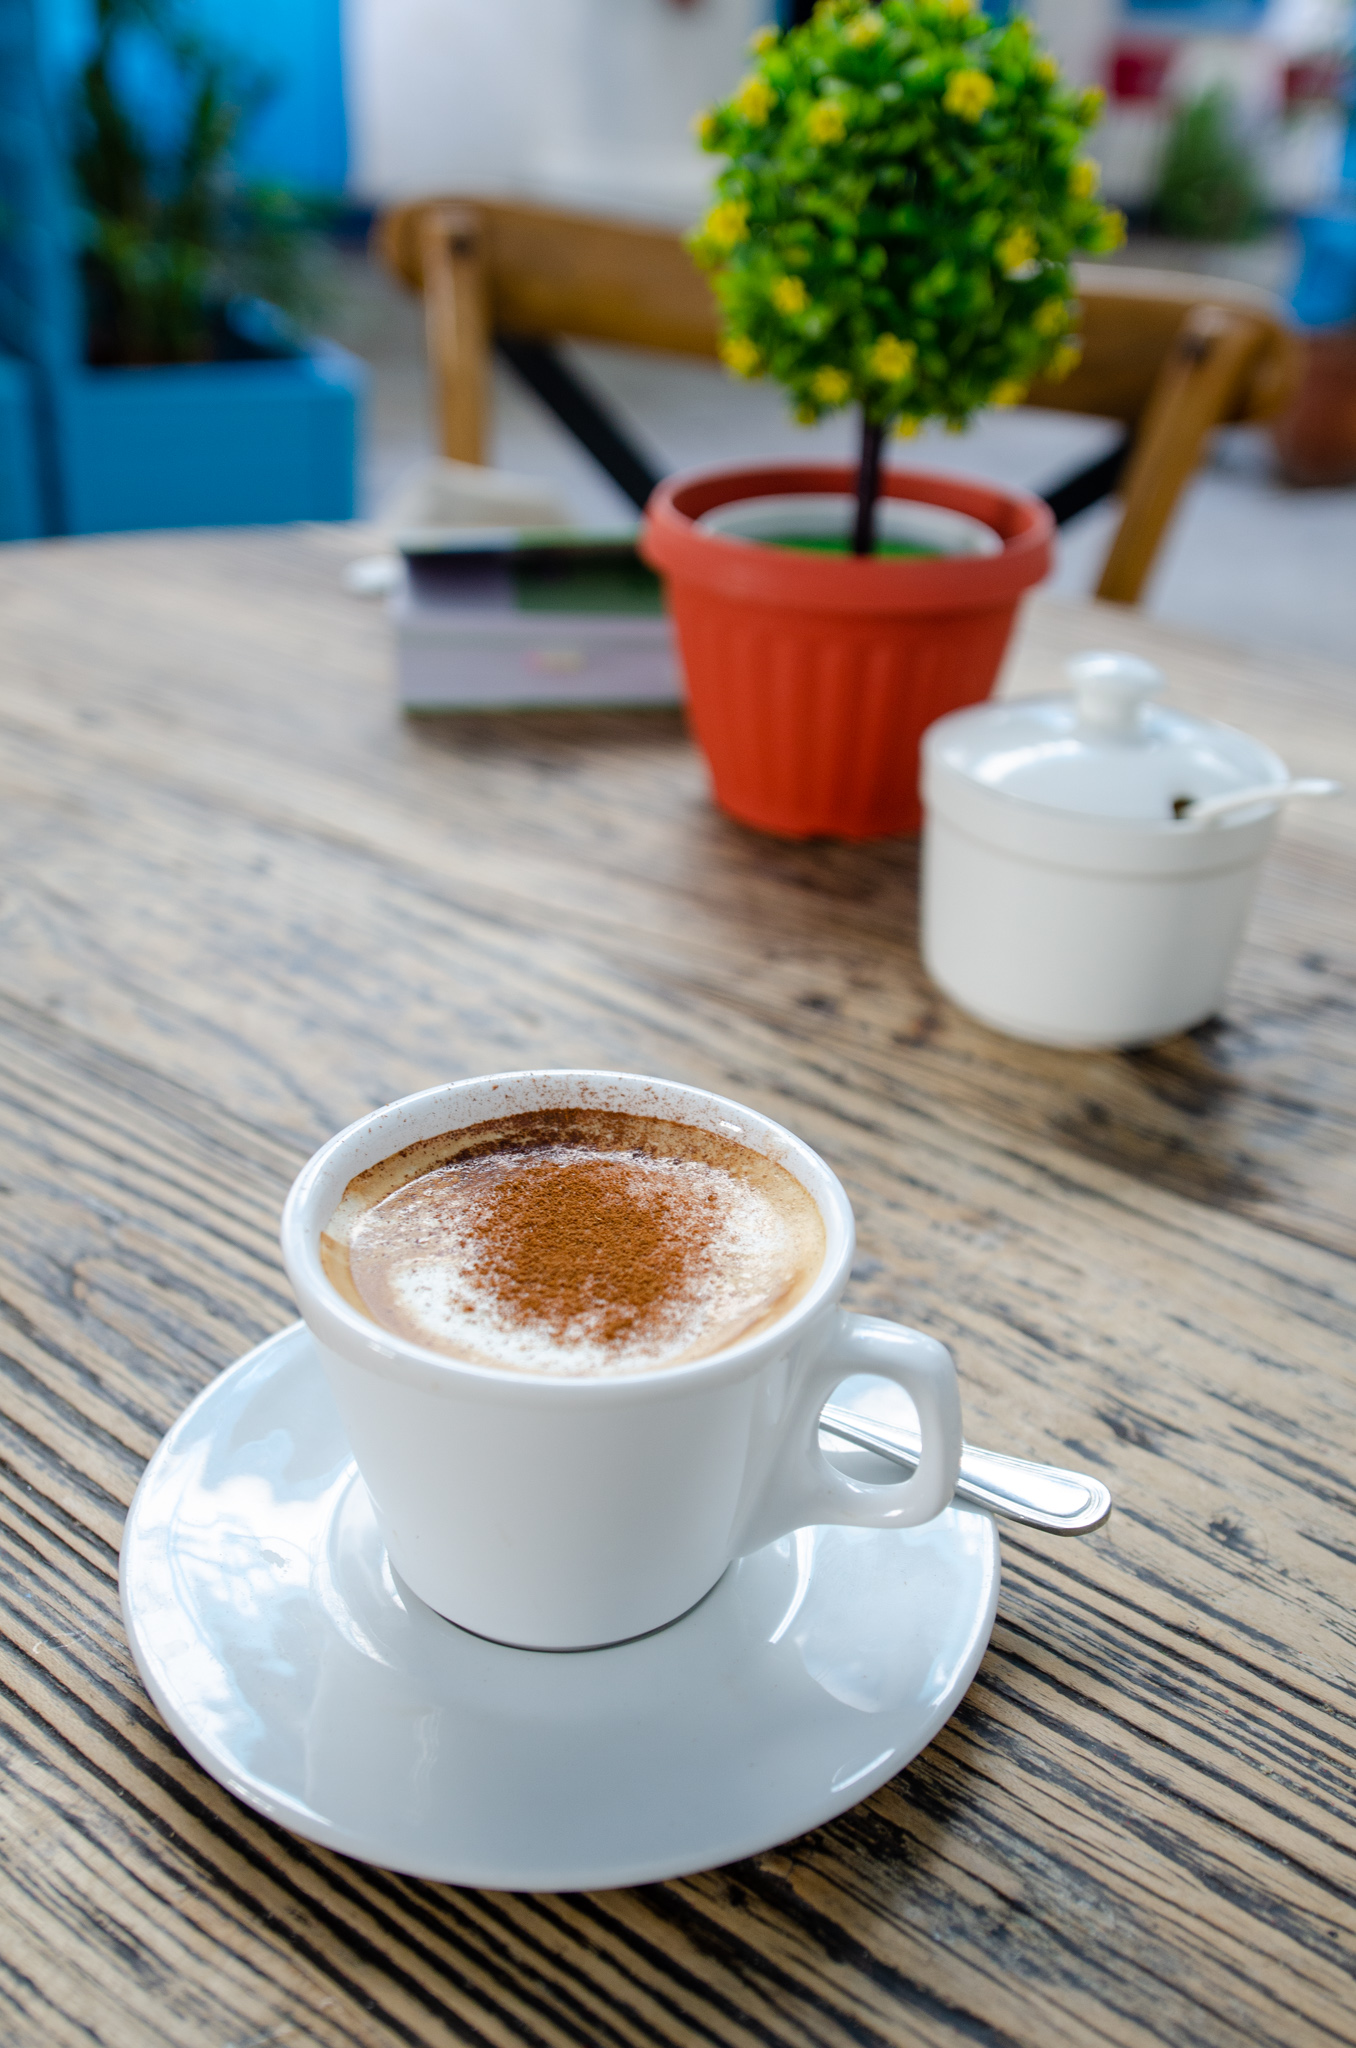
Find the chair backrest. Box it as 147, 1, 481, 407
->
1030, 264, 1294, 427
379, 196, 1299, 603
379, 198, 722, 360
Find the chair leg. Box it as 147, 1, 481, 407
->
419, 203, 490, 465
495, 337, 664, 510
1095, 305, 1268, 606
1041, 433, 1132, 526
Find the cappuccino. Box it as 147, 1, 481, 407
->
321, 1107, 825, 1376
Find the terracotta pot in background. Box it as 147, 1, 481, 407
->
1272, 326, 1356, 488
640, 463, 1053, 839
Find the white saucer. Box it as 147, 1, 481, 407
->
120, 1324, 1000, 1891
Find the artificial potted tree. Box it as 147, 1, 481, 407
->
641, 0, 1125, 839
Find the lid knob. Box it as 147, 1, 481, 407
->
1067, 651, 1165, 741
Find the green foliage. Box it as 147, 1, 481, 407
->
1152, 88, 1265, 244
689, 0, 1125, 432
73, 0, 333, 367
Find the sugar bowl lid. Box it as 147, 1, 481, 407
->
929, 652, 1288, 824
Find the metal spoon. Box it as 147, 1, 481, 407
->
1175, 777, 1339, 826
819, 1403, 1112, 1535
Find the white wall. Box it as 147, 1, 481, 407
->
346, 0, 766, 222
1025, 0, 1118, 90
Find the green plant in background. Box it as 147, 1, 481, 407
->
689, 0, 1125, 552
1153, 87, 1265, 244
73, 0, 333, 367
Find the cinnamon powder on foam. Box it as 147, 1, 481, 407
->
464, 1153, 715, 1347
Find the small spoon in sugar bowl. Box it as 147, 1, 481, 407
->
1172, 777, 1340, 825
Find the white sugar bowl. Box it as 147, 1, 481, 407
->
920, 652, 1328, 1049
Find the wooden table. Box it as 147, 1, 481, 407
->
1, 526, 1353, 2048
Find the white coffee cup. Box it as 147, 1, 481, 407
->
281, 1070, 964, 1650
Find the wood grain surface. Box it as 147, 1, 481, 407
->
0, 525, 1352, 2048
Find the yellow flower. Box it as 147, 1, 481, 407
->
748, 24, 778, 53
893, 415, 919, 438
806, 99, 848, 146
943, 69, 995, 122
990, 379, 1027, 407
1069, 159, 1100, 200
997, 225, 1038, 274
1048, 339, 1083, 381
811, 366, 853, 404
942, 0, 974, 15
720, 335, 761, 378
702, 200, 749, 251
1033, 55, 1059, 85
794, 402, 818, 425
1091, 206, 1127, 252
692, 109, 718, 146
1033, 296, 1068, 337
732, 74, 776, 125
1079, 86, 1106, 121
772, 274, 810, 316
870, 334, 917, 382
845, 10, 884, 46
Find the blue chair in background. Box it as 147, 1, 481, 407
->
1273, 62, 1356, 486
0, 353, 43, 539
0, 0, 70, 535
1288, 21, 1356, 332
0, 0, 365, 538
1292, 210, 1356, 331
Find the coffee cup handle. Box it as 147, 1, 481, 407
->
735, 1310, 964, 1554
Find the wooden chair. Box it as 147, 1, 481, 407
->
377, 196, 1298, 605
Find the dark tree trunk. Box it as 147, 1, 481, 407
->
852, 415, 884, 557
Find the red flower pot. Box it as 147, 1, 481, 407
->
640, 462, 1053, 839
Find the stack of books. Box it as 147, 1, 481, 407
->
392, 531, 680, 711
